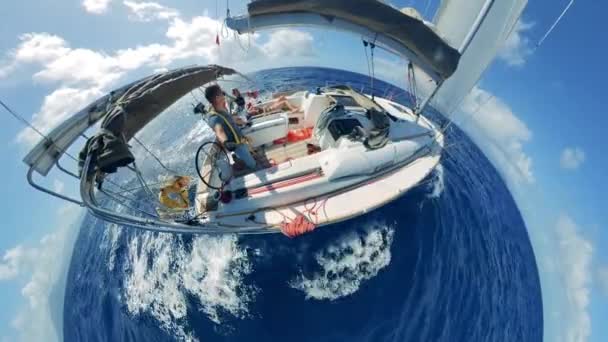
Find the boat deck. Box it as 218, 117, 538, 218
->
237, 137, 316, 176
195, 137, 318, 213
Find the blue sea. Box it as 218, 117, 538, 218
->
63, 67, 543, 341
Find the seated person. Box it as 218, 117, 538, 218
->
248, 95, 301, 116
159, 176, 190, 209
230, 89, 252, 127
205, 85, 257, 170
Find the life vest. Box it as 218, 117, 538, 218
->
208, 109, 242, 145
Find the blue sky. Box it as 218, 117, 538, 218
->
0, 0, 606, 341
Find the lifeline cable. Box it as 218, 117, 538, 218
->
1, 100, 135, 195
0, 99, 80, 163
132, 136, 179, 174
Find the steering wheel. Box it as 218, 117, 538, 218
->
195, 141, 231, 190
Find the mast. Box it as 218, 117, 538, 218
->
421, 0, 528, 115
415, 0, 495, 116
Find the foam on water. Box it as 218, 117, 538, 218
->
180, 236, 255, 323
123, 233, 255, 340
290, 222, 395, 300
100, 223, 122, 272
428, 164, 445, 199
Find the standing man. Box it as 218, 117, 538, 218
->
204, 84, 257, 170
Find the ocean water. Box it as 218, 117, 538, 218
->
63, 67, 543, 341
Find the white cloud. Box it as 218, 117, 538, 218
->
0, 204, 83, 342
554, 214, 593, 342
82, 0, 113, 14
123, 1, 179, 22
372, 57, 404, 88
0, 246, 32, 280
0, 63, 16, 79
456, 85, 534, 187
17, 87, 104, 146
35, 50, 122, 87
498, 19, 535, 67
53, 180, 65, 193
8, 33, 123, 88
598, 266, 608, 297
262, 29, 315, 59
13, 33, 70, 64
560, 147, 585, 170
3, 14, 315, 147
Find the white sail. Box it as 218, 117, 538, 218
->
431, 0, 528, 114
226, 0, 461, 81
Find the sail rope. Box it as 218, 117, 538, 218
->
371, 42, 376, 100
215, 0, 220, 45
362, 36, 378, 100
407, 62, 419, 109
362, 40, 371, 91
220, 0, 231, 41
274, 197, 328, 238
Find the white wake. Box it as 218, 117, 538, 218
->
428, 164, 445, 199
290, 222, 395, 300
123, 233, 255, 341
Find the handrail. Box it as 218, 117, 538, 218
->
55, 159, 80, 179
27, 167, 84, 206
79, 153, 275, 234
98, 188, 160, 219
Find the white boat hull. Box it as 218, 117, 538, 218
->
196, 91, 444, 236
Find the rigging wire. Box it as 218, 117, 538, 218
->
0, 99, 80, 163
449, 93, 494, 133
407, 62, 419, 109
100, 188, 160, 219
189, 91, 202, 106
130, 161, 160, 204
131, 136, 178, 174
362, 40, 372, 93
436, 1, 576, 133
536, 0, 575, 48
1, 98, 141, 197
423, 0, 433, 18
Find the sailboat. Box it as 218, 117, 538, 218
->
22, 0, 527, 236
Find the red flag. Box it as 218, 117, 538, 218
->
215, 34, 220, 45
